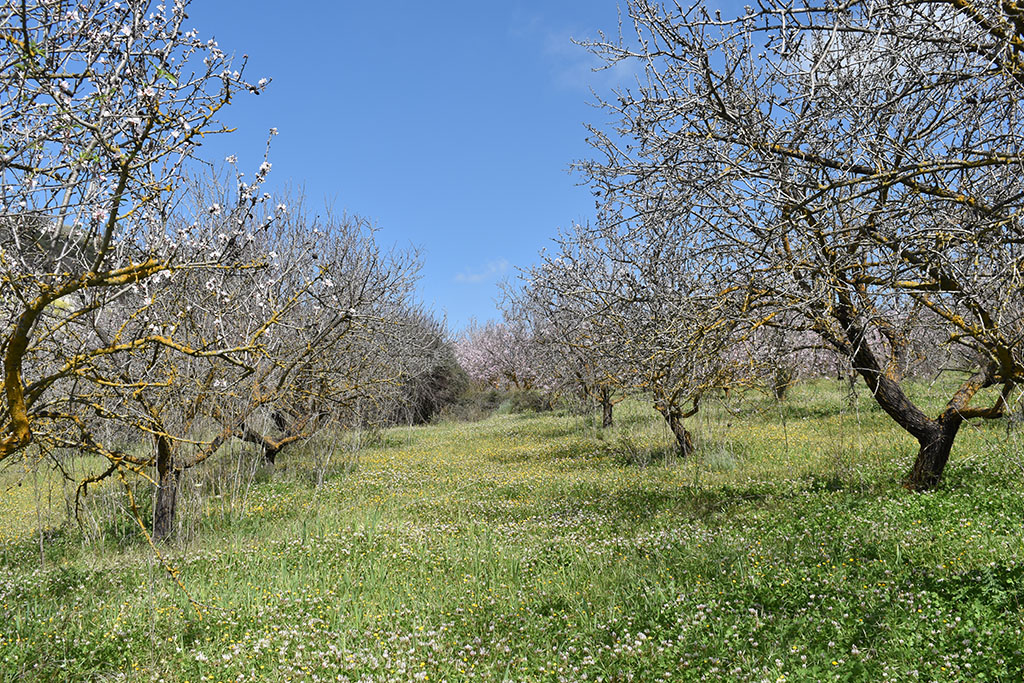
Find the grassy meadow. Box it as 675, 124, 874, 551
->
1, 380, 1023, 681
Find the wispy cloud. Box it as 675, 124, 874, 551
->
545, 31, 641, 93
513, 13, 643, 94
455, 258, 509, 284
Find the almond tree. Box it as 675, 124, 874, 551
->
382, 308, 467, 426
1, 0, 266, 479
510, 223, 630, 427
206, 206, 420, 466
74, 182, 424, 539
563, 214, 748, 454
580, 0, 1024, 489
455, 320, 543, 392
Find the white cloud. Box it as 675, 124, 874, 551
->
545, 31, 641, 93
512, 13, 643, 94
455, 258, 509, 284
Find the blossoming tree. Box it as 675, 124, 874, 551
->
579, 0, 1024, 489
0, 1, 272, 470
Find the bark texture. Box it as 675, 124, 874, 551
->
665, 411, 694, 457
904, 416, 962, 492
838, 309, 993, 491
655, 397, 695, 457
152, 435, 180, 542
600, 387, 614, 428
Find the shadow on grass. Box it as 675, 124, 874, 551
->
769, 400, 884, 421
487, 443, 604, 464
915, 562, 1024, 611
571, 482, 776, 525
610, 443, 680, 469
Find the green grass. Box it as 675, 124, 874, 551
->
1, 380, 1023, 681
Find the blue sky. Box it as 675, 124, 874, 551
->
186, 1, 634, 331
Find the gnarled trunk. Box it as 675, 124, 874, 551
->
836, 306, 995, 492
654, 392, 699, 457
234, 412, 306, 468
153, 435, 180, 542
904, 415, 962, 492
655, 398, 694, 457
665, 411, 694, 456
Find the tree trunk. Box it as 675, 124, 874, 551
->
262, 443, 280, 467
904, 415, 962, 492
666, 412, 694, 456
235, 419, 285, 466
654, 395, 696, 457
153, 435, 180, 542
834, 306, 991, 491
600, 387, 613, 428
655, 405, 693, 456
